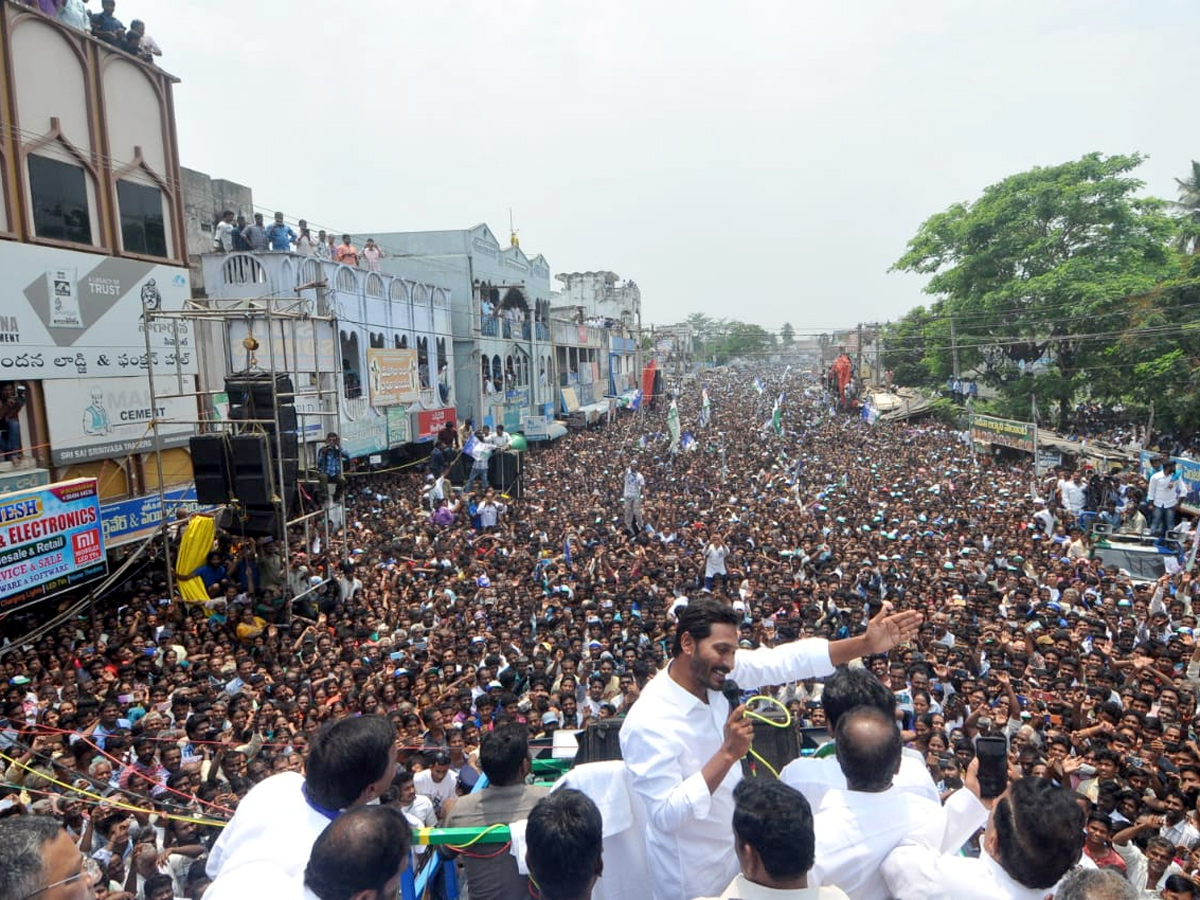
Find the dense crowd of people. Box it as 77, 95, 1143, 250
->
4, 365, 1200, 899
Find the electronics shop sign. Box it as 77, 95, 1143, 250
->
0, 479, 107, 612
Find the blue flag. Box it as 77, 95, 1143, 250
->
753, 377, 765, 395
564, 535, 572, 565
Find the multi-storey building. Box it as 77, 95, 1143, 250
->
0, 1, 199, 549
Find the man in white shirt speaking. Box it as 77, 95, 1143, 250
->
619, 596, 921, 900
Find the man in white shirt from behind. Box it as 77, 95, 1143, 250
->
209, 805, 412, 900
809, 705, 988, 900
881, 774, 1085, 900
698, 778, 849, 900
780, 666, 940, 811
619, 597, 922, 900
205, 716, 398, 887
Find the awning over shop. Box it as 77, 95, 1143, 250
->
526, 422, 568, 442
579, 400, 610, 424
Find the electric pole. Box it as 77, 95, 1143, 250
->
950, 315, 961, 382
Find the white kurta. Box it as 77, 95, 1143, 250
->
206, 772, 330, 881
779, 749, 940, 812
811, 786, 988, 900
619, 639, 835, 900
882, 841, 1054, 900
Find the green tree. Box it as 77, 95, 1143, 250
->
711, 321, 774, 364
780, 322, 795, 347
1174, 160, 1200, 253
881, 306, 938, 386
893, 152, 1180, 426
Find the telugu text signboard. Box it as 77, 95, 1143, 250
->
0, 479, 106, 612
366, 348, 420, 407
968, 414, 1036, 453
0, 243, 195, 379
101, 487, 210, 547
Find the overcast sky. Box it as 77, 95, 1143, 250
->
140, 0, 1196, 336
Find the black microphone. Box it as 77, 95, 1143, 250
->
722, 677, 742, 713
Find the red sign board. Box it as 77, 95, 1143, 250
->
416, 408, 456, 439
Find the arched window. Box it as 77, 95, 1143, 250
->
222, 254, 266, 286
335, 267, 357, 293
417, 336, 430, 388
365, 273, 384, 299
340, 331, 362, 399
369, 332, 384, 349
492, 355, 503, 385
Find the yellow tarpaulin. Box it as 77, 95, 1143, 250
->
174, 515, 215, 604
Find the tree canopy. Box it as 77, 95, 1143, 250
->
889, 152, 1184, 426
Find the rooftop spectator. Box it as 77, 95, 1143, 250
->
335, 234, 358, 266
362, 238, 384, 272
241, 213, 269, 252
129, 20, 161, 60
214, 210, 237, 254
90, 0, 123, 43
267, 213, 297, 253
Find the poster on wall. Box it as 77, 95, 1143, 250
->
43, 377, 197, 465
0, 242, 194, 378
46, 267, 83, 328
0, 479, 106, 612
366, 349, 420, 407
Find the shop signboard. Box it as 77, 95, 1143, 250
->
366, 349, 420, 406
43, 377, 196, 465
968, 414, 1036, 453
0, 479, 106, 612
0, 243, 194, 379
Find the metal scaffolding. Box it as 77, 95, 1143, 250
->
143, 291, 345, 604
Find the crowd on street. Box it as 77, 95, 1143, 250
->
4, 365, 1200, 900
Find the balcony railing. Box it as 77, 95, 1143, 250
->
201, 251, 450, 310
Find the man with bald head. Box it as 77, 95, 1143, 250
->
809, 706, 988, 900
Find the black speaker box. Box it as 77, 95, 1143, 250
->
574, 720, 623, 765
740, 708, 801, 780
230, 434, 272, 506
189, 435, 231, 504
488, 451, 522, 498
218, 505, 280, 538
448, 451, 473, 485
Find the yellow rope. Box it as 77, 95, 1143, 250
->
0, 750, 228, 828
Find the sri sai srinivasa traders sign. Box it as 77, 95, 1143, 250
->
0, 479, 107, 612
968, 414, 1036, 453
